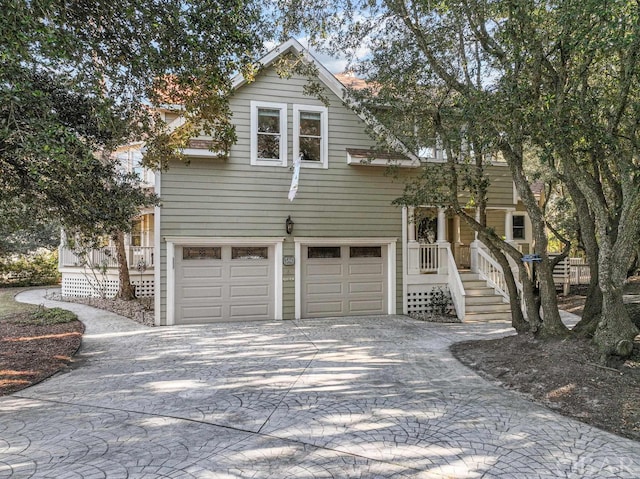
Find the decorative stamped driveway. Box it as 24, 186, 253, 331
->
2, 290, 639, 478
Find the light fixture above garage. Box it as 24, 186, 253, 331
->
286, 216, 294, 235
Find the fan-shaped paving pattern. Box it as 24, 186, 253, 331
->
1, 290, 638, 478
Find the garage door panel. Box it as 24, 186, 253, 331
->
181, 286, 223, 299
348, 263, 384, 276
306, 263, 343, 277
182, 264, 223, 279
230, 284, 270, 298
229, 303, 270, 318
305, 300, 344, 315
348, 281, 384, 294
348, 299, 384, 313
306, 282, 343, 295
229, 264, 270, 279
180, 305, 223, 320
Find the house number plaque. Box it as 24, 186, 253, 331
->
283, 255, 295, 266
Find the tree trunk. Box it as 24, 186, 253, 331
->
113, 231, 136, 300
563, 174, 602, 336
593, 240, 639, 357
504, 145, 568, 338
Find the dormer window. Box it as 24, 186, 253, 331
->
251, 101, 287, 166
294, 104, 328, 169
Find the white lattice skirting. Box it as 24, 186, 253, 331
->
407, 286, 452, 314
62, 274, 154, 298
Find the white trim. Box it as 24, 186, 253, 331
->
154, 170, 161, 326
346, 151, 419, 168
180, 148, 224, 158
293, 237, 398, 318
294, 241, 302, 319
250, 101, 288, 167
165, 237, 286, 325
293, 104, 328, 169
166, 241, 175, 325
402, 207, 408, 315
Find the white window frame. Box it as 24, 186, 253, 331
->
250, 101, 288, 167
512, 214, 526, 240
293, 104, 328, 169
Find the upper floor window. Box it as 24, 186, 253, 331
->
513, 215, 526, 240
294, 104, 328, 169
250, 101, 287, 166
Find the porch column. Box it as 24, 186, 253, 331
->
505, 209, 514, 244
407, 207, 420, 275
408, 207, 416, 242
436, 208, 448, 275
436, 208, 447, 243
470, 208, 481, 271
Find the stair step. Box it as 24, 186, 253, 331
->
459, 273, 481, 281
465, 303, 511, 313
464, 287, 498, 296
465, 295, 509, 305
463, 311, 513, 322
461, 280, 490, 288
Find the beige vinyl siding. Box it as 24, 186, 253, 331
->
159, 67, 411, 323
484, 165, 515, 207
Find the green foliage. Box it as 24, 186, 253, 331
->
1, 0, 267, 242
7, 305, 78, 325
0, 250, 60, 287
20, 306, 78, 325
428, 287, 455, 317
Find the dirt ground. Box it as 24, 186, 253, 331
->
452, 278, 640, 442
0, 314, 84, 396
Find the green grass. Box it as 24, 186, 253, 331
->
0, 288, 77, 324
0, 288, 38, 319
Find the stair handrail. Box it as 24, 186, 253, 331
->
476, 245, 509, 301
445, 243, 466, 320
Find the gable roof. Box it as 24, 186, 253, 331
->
231, 39, 420, 166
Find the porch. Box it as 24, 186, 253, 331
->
403, 206, 529, 321
58, 212, 155, 298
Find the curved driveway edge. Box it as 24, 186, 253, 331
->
1, 289, 638, 478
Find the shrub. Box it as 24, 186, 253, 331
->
0, 249, 60, 287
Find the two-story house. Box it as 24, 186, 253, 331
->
60, 39, 534, 325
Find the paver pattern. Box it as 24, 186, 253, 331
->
1, 289, 639, 478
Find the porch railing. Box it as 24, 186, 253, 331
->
476, 245, 509, 301
445, 244, 466, 319
419, 243, 439, 273
60, 246, 154, 269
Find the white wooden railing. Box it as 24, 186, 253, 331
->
445, 244, 466, 319
130, 246, 154, 269
454, 244, 471, 269
60, 246, 154, 269
419, 243, 439, 273
476, 245, 509, 301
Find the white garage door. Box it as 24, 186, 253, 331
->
302, 245, 387, 318
175, 245, 274, 324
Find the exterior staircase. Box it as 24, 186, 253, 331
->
459, 272, 512, 322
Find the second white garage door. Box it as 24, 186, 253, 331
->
302, 245, 387, 318
175, 245, 274, 324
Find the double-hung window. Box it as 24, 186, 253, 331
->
293, 104, 328, 169
512, 215, 526, 240
251, 101, 287, 166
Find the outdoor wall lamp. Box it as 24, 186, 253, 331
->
285, 216, 295, 235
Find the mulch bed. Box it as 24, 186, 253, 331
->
452, 285, 640, 442
0, 320, 84, 396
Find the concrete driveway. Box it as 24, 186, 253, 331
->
2, 289, 639, 478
